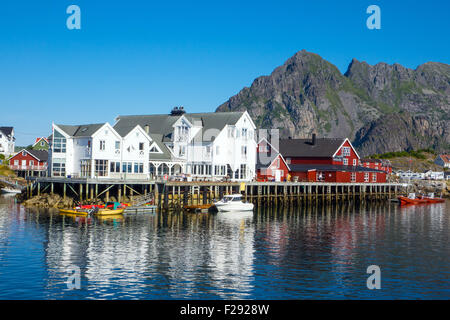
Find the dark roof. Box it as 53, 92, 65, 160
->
55, 123, 105, 137
279, 138, 345, 158
0, 127, 13, 136
115, 112, 245, 161
12, 149, 48, 162
114, 112, 245, 141
439, 154, 450, 163
27, 149, 48, 161
289, 164, 385, 173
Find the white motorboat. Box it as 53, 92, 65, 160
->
1, 187, 22, 194
213, 194, 254, 212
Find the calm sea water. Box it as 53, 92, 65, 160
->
0, 194, 448, 300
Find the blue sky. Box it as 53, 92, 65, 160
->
0, 0, 449, 146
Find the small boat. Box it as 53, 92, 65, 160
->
213, 194, 254, 212
184, 204, 213, 213
1, 187, 22, 194
398, 193, 444, 205
419, 193, 445, 203
94, 202, 125, 216
59, 208, 90, 216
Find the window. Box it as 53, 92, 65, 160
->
206, 145, 211, 155
179, 145, 186, 157
372, 173, 377, 182
14, 160, 18, 165
110, 161, 120, 173
53, 130, 66, 153
242, 128, 247, 139
139, 142, 144, 151
95, 160, 108, 177
41, 141, 45, 146
342, 147, 351, 156
99, 140, 105, 151
134, 162, 144, 173
227, 127, 234, 138
241, 145, 247, 159
343, 158, 348, 165
240, 164, 246, 179
353, 159, 357, 166
115, 141, 120, 150
351, 172, 356, 182
364, 172, 369, 182
30, 160, 34, 167
22, 151, 26, 156
122, 162, 132, 173
52, 161, 66, 177
80, 160, 91, 178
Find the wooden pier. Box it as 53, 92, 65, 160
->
25, 177, 408, 211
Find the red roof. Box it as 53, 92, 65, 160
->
440, 155, 450, 163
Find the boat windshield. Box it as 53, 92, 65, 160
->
222, 195, 242, 202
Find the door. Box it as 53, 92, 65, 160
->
22, 160, 27, 169
275, 170, 282, 182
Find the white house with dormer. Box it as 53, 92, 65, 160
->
48, 108, 257, 181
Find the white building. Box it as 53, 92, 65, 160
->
423, 170, 445, 180
48, 109, 257, 181
0, 127, 15, 158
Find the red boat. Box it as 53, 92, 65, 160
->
398, 193, 445, 205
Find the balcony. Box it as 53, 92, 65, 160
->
10, 165, 48, 171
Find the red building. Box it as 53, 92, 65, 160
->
279, 135, 387, 183
256, 138, 290, 182
9, 149, 48, 177
360, 158, 392, 174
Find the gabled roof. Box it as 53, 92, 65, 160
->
114, 112, 245, 142
279, 138, 345, 158
0, 127, 13, 137
33, 137, 49, 146
55, 123, 105, 137
27, 149, 48, 162
10, 149, 48, 162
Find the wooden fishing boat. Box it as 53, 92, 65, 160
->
184, 203, 213, 213
398, 196, 428, 205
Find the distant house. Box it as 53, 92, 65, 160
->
9, 149, 48, 177
434, 155, 450, 168
423, 170, 444, 180
279, 135, 387, 183
0, 127, 15, 158
32, 137, 50, 151
256, 138, 290, 182
445, 171, 450, 180
398, 170, 425, 180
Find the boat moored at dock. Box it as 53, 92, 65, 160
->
213, 194, 254, 212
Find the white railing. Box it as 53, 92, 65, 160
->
10, 165, 47, 171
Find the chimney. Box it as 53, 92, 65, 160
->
311, 133, 316, 145
170, 106, 186, 116
144, 125, 149, 134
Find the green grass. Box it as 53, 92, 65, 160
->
369, 149, 434, 160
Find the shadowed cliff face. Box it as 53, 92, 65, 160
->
216, 50, 450, 156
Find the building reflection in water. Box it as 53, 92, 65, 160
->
2, 196, 446, 299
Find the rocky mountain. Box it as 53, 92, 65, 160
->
216, 50, 450, 156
